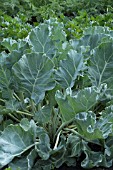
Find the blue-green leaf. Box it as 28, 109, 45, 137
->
55, 50, 83, 88
29, 24, 55, 58
12, 53, 55, 104
88, 42, 113, 95
0, 120, 36, 169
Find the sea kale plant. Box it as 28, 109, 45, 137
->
0, 18, 113, 170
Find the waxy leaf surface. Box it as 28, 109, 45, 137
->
0, 122, 36, 168
55, 50, 83, 88
12, 53, 55, 104
88, 42, 113, 95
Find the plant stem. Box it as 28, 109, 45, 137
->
13, 92, 21, 101
54, 118, 74, 141
38, 103, 42, 110
19, 92, 24, 101
0, 98, 5, 103
53, 130, 62, 150
31, 99, 37, 114
16, 110, 33, 117
8, 113, 20, 122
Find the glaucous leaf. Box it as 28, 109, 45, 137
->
35, 133, 52, 160
66, 134, 83, 157
67, 86, 101, 113
75, 111, 113, 140
1, 38, 17, 52
0, 121, 36, 168
12, 53, 55, 104
82, 149, 112, 169
88, 42, 113, 95
55, 50, 83, 88
29, 24, 55, 58
84, 26, 113, 36
0, 66, 12, 99
9, 149, 37, 170
34, 105, 51, 124
55, 90, 75, 122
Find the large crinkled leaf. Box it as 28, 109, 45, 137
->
66, 134, 112, 168
9, 156, 28, 170
82, 149, 112, 169
0, 41, 29, 71
5, 98, 24, 112
55, 50, 83, 88
6, 41, 30, 69
32, 159, 51, 170
0, 67, 11, 90
29, 24, 55, 58
0, 53, 10, 85
75, 112, 103, 140
0, 120, 36, 169
0, 52, 8, 66
81, 150, 104, 169
105, 136, 113, 164
67, 86, 103, 114
88, 42, 113, 95
75, 111, 113, 140
55, 85, 106, 122
12, 53, 55, 104
1, 38, 29, 53
71, 26, 113, 55
96, 112, 113, 139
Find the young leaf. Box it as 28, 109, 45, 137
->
1, 38, 17, 52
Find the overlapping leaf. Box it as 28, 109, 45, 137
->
29, 24, 55, 58
55, 50, 83, 88
88, 42, 113, 95
56, 85, 104, 121
34, 105, 51, 124
84, 26, 113, 36
0, 120, 36, 168
55, 90, 75, 122
12, 53, 55, 104
75, 111, 113, 140
67, 86, 102, 113
0, 52, 12, 99
9, 149, 37, 170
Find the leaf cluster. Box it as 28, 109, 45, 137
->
0, 19, 113, 169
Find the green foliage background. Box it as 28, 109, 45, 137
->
0, 0, 113, 169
